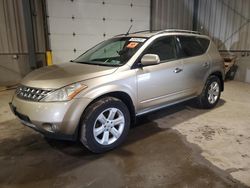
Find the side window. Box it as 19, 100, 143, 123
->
196, 37, 210, 53
144, 37, 177, 62
177, 36, 204, 58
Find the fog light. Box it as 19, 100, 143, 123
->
51, 124, 58, 132
42, 123, 54, 132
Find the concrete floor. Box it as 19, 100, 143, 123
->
0, 81, 249, 188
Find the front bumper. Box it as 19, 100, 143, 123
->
10, 95, 92, 140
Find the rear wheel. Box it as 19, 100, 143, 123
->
80, 97, 130, 153
197, 75, 221, 109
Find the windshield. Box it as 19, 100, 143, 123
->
74, 37, 147, 66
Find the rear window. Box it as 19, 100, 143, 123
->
176, 36, 205, 58
196, 37, 210, 52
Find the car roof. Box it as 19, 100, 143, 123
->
115, 29, 209, 39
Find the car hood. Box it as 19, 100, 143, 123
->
21, 62, 118, 89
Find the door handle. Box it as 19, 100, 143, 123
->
174, 67, 183, 73
203, 62, 209, 67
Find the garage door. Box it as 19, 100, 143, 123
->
46, 0, 150, 64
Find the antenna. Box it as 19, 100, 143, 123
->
126, 25, 133, 35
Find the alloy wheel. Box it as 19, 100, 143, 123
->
207, 81, 220, 104
93, 108, 125, 145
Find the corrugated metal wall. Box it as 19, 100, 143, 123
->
151, 0, 250, 51
0, 0, 28, 53
0, 0, 47, 55
196, 0, 250, 83
32, 0, 47, 53
151, 0, 194, 30
197, 0, 250, 51
0, 0, 47, 86
152, 0, 250, 83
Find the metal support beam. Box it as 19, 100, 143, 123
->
41, 0, 51, 51
149, 0, 153, 31
192, 0, 199, 31
22, 0, 37, 69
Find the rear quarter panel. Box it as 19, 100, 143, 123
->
207, 40, 225, 77
202, 39, 225, 92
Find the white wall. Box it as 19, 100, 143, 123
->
46, 0, 150, 63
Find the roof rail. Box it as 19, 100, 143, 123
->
113, 29, 200, 38
156, 29, 200, 35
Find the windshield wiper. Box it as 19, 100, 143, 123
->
73, 61, 121, 67
73, 61, 92, 64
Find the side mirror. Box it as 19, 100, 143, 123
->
141, 54, 160, 66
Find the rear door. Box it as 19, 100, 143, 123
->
175, 35, 210, 94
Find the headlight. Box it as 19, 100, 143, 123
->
41, 83, 87, 102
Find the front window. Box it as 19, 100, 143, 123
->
143, 36, 177, 62
74, 37, 147, 66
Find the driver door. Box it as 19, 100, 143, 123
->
136, 36, 186, 111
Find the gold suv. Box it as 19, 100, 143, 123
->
10, 30, 224, 153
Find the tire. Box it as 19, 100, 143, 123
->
79, 97, 130, 153
197, 75, 221, 109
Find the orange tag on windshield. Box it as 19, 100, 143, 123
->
126, 42, 139, 48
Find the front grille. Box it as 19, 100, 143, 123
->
16, 85, 51, 101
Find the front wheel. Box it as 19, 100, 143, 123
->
197, 75, 221, 109
80, 97, 130, 153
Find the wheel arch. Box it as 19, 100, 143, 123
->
76, 91, 136, 139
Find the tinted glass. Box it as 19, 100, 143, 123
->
197, 37, 210, 52
144, 37, 177, 61
177, 36, 204, 58
74, 37, 147, 66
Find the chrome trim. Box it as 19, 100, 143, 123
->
136, 96, 196, 116
16, 85, 51, 101
140, 90, 192, 104
20, 119, 36, 129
